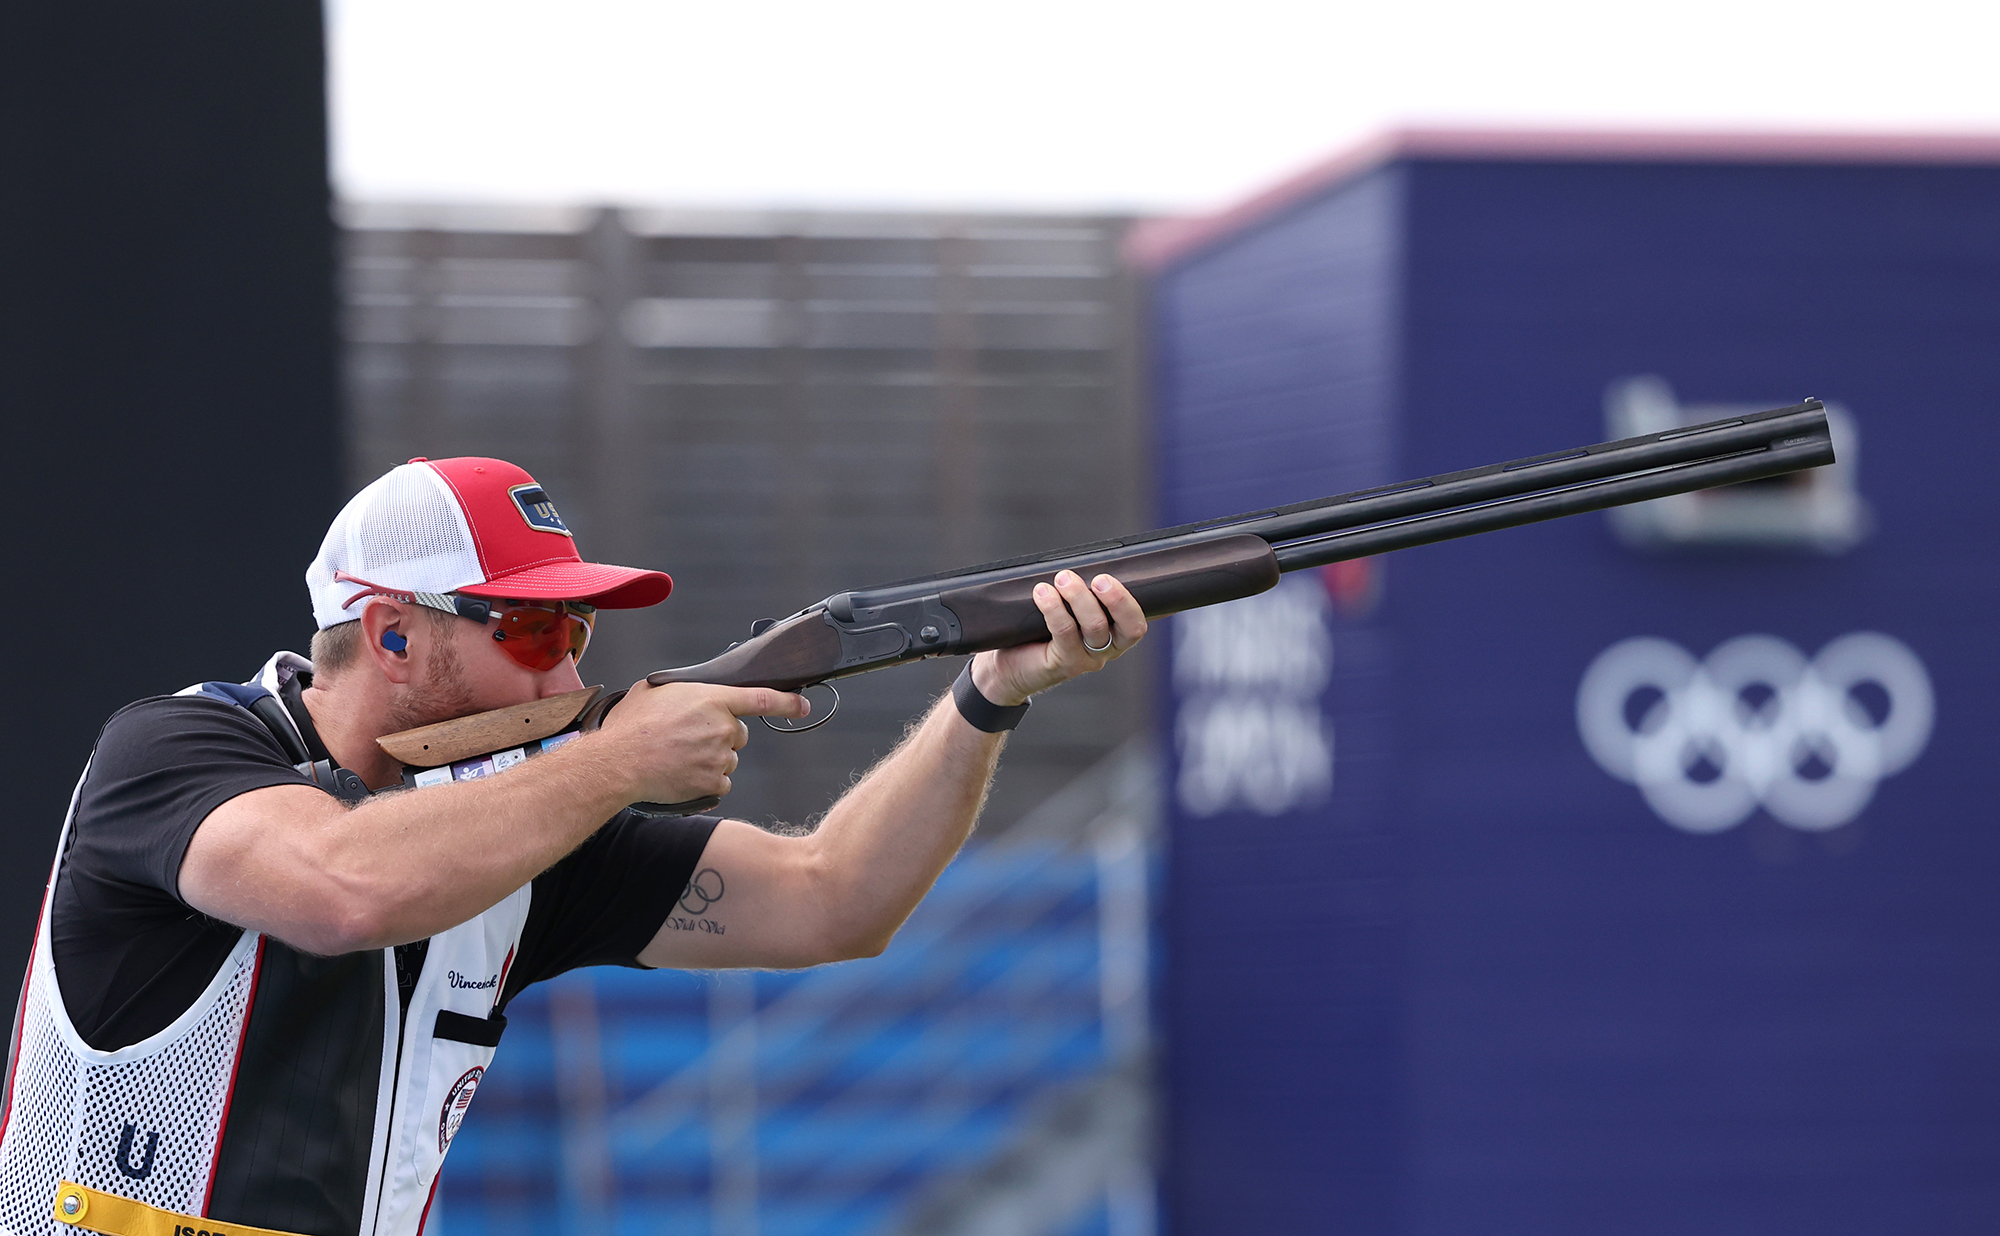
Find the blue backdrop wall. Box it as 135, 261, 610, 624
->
1148, 148, 2000, 1235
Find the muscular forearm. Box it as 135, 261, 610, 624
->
757, 573, 1144, 959
188, 731, 639, 954
799, 690, 1006, 956
320, 735, 640, 947
645, 576, 1144, 972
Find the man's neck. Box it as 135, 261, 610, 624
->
300, 677, 405, 791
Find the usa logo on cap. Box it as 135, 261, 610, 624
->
508, 484, 571, 537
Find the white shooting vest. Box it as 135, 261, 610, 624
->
0, 653, 533, 1236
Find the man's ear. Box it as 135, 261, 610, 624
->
359, 600, 419, 685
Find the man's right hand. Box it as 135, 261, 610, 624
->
597, 680, 811, 806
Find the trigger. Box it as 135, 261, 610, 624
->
750, 618, 777, 636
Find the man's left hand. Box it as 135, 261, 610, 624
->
971, 570, 1147, 708
643, 569, 1145, 971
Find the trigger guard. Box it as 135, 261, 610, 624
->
762, 681, 839, 733
576, 687, 626, 732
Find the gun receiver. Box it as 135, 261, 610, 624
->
380, 398, 1837, 813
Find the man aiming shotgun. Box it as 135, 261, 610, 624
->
0, 456, 1144, 1236
0, 399, 1832, 1236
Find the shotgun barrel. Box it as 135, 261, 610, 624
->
839, 399, 1831, 605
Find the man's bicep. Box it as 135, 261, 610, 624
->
179, 783, 353, 938
637, 818, 830, 970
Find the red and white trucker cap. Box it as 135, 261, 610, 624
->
307, 457, 671, 630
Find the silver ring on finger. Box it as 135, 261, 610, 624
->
1083, 633, 1114, 654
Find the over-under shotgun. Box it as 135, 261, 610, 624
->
373, 399, 1835, 813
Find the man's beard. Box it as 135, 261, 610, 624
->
383, 636, 477, 733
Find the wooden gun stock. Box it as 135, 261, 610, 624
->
375, 687, 602, 767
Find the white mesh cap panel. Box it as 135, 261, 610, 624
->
307, 464, 484, 630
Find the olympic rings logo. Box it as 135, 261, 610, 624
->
678, 868, 724, 915
1576, 633, 1933, 834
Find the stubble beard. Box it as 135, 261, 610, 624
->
384, 634, 477, 733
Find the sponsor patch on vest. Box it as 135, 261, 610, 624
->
508, 484, 572, 536
440, 1066, 485, 1153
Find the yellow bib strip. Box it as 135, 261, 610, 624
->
53, 1181, 313, 1236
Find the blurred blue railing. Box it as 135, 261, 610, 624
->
437, 744, 1158, 1236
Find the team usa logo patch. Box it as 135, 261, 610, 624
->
508, 484, 572, 536
440, 1066, 485, 1152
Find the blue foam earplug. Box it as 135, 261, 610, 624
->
381, 630, 408, 652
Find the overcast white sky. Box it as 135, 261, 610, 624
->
329, 0, 2000, 214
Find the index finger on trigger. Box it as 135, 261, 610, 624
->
720, 686, 812, 719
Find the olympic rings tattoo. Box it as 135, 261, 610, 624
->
678, 868, 725, 916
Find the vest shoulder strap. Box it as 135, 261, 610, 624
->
200, 676, 370, 806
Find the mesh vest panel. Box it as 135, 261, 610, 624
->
0, 911, 259, 1231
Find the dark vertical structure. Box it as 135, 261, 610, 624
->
1138, 133, 2000, 1234
0, 4, 339, 973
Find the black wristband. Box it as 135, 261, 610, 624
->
952, 660, 1030, 733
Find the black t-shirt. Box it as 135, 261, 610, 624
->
51, 690, 718, 1051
